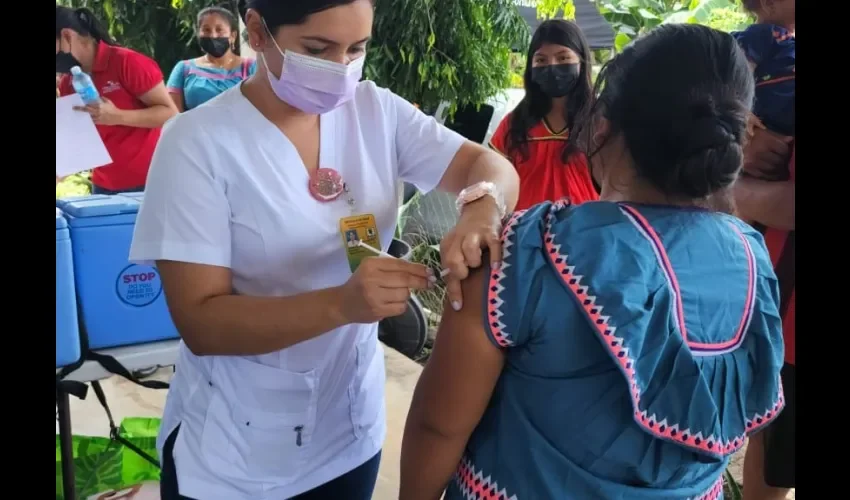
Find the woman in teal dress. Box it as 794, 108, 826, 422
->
400, 24, 785, 500
166, 6, 256, 112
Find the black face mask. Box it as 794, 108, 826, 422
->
531, 63, 581, 98
56, 51, 81, 74
199, 37, 231, 58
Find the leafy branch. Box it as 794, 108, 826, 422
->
366, 0, 529, 116
538, 0, 751, 53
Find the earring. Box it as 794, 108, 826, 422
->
592, 133, 604, 148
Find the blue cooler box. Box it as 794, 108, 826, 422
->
56, 193, 179, 349
56, 208, 81, 368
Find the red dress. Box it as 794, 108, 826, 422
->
489, 114, 598, 211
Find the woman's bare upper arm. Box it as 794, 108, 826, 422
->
157, 260, 231, 321
139, 82, 179, 111
411, 268, 506, 438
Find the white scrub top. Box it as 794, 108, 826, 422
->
129, 81, 465, 499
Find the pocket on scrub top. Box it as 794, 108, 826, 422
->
201, 357, 319, 481
349, 336, 385, 439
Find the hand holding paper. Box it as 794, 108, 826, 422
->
56, 93, 112, 178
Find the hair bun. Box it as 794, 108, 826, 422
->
681, 115, 736, 157
587, 24, 755, 201
666, 109, 744, 199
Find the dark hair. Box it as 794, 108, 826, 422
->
238, 0, 372, 33
741, 0, 760, 14
198, 6, 239, 33
56, 5, 116, 46
507, 20, 594, 164
579, 24, 753, 199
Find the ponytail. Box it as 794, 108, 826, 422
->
56, 5, 117, 46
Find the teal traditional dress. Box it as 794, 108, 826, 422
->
166, 59, 257, 110
445, 200, 785, 500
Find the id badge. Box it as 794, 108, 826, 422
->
339, 214, 382, 272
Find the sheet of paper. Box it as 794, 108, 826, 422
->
56, 94, 112, 177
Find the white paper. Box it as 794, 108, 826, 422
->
56, 94, 112, 177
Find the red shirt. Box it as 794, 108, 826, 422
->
60, 41, 164, 191
761, 146, 795, 365
489, 114, 598, 211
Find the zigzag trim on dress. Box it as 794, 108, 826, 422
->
454, 456, 518, 500
453, 455, 724, 499
486, 209, 528, 347
541, 202, 784, 457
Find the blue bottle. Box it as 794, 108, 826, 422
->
70, 66, 100, 105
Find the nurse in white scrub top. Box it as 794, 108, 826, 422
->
128, 0, 520, 499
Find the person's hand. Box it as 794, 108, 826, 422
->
743, 127, 793, 179
74, 97, 124, 126
440, 197, 503, 311
337, 257, 435, 324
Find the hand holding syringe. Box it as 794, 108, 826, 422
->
356, 240, 451, 279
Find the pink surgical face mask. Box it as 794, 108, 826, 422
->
260, 20, 365, 114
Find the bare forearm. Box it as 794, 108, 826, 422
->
400, 421, 467, 500
466, 151, 520, 211
117, 105, 177, 128
178, 287, 347, 356
441, 145, 520, 212
734, 177, 795, 230
170, 94, 185, 113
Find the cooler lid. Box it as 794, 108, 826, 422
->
120, 191, 146, 204
56, 193, 143, 218
56, 208, 68, 230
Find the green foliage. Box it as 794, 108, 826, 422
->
539, 0, 752, 54
704, 6, 753, 32
57, 172, 92, 198
366, 0, 529, 116
57, 0, 233, 75
509, 52, 526, 89
600, 0, 750, 51
537, 0, 577, 20
397, 192, 447, 315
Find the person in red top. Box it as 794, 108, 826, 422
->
489, 20, 598, 211
56, 6, 178, 195
736, 128, 795, 500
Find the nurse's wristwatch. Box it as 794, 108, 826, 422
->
456, 181, 507, 219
